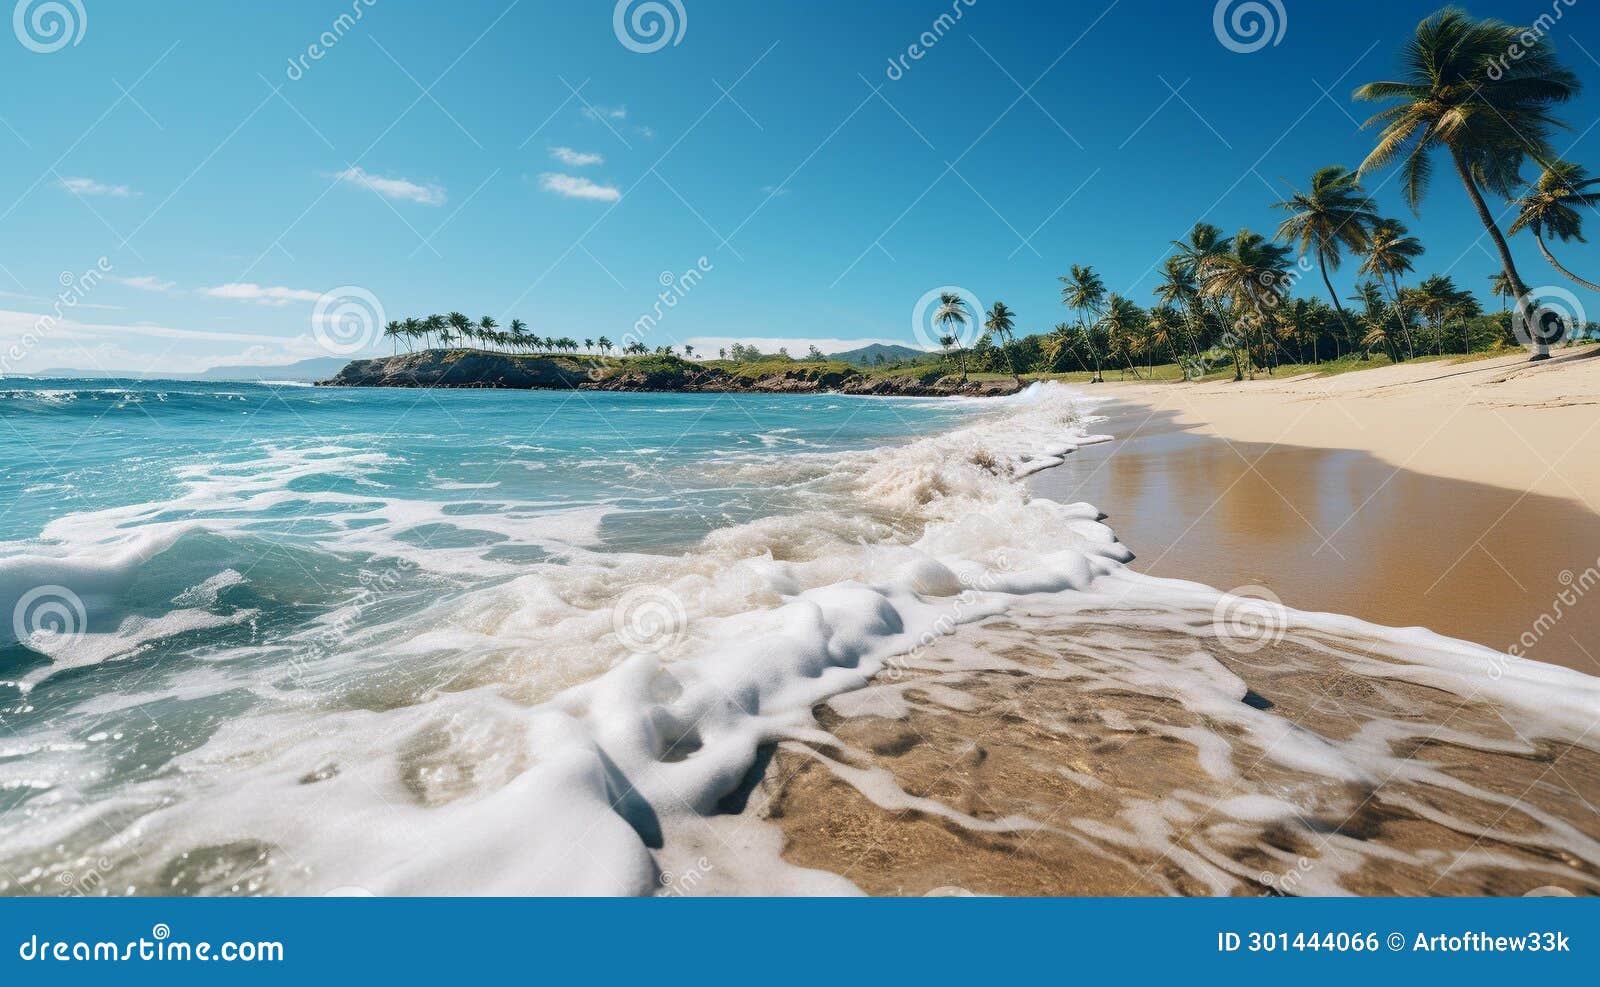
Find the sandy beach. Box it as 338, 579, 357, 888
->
759, 348, 1600, 896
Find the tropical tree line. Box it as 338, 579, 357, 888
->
932, 7, 1599, 381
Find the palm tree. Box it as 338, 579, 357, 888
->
508, 319, 528, 353
1354, 7, 1581, 360
1058, 264, 1107, 382
1198, 228, 1294, 377
384, 320, 403, 354
598, 336, 613, 356
938, 333, 957, 372
1170, 224, 1238, 373
1488, 272, 1513, 312
447, 312, 472, 351
1358, 218, 1425, 358
933, 292, 972, 380
1273, 165, 1378, 340
1097, 295, 1146, 378
478, 316, 499, 351
1509, 160, 1600, 292
425, 314, 447, 349
683, 344, 695, 358
983, 301, 1021, 382
1153, 256, 1207, 375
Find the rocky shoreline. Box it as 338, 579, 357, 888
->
316, 350, 1022, 397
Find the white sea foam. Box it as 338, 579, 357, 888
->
1, 383, 1596, 896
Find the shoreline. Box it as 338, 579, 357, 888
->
754, 365, 1600, 895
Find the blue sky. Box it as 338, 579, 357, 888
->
2, 0, 1598, 372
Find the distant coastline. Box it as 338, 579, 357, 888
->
316, 349, 1025, 397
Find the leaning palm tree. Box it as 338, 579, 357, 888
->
933, 292, 972, 380
597, 336, 612, 356
983, 301, 1021, 382
384, 320, 403, 354
1358, 218, 1425, 358
1508, 160, 1600, 292
1272, 165, 1379, 339
1354, 7, 1581, 360
1058, 264, 1107, 382
478, 316, 499, 351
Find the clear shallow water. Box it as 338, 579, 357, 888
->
2, 379, 1597, 897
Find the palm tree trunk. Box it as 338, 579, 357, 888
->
1535, 230, 1600, 292
1317, 246, 1357, 354
1386, 273, 1415, 359
1451, 150, 1543, 359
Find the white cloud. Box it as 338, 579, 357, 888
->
334, 166, 446, 206
59, 177, 135, 198
550, 146, 604, 167
116, 275, 177, 293
199, 282, 323, 306
583, 105, 627, 121
538, 173, 622, 203
760, 185, 789, 197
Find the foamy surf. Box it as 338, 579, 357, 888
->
0, 380, 1595, 896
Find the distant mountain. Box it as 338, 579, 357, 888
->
194, 356, 350, 381
826, 342, 931, 367
25, 356, 352, 383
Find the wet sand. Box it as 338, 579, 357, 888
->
1033, 400, 1600, 674
755, 366, 1600, 896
